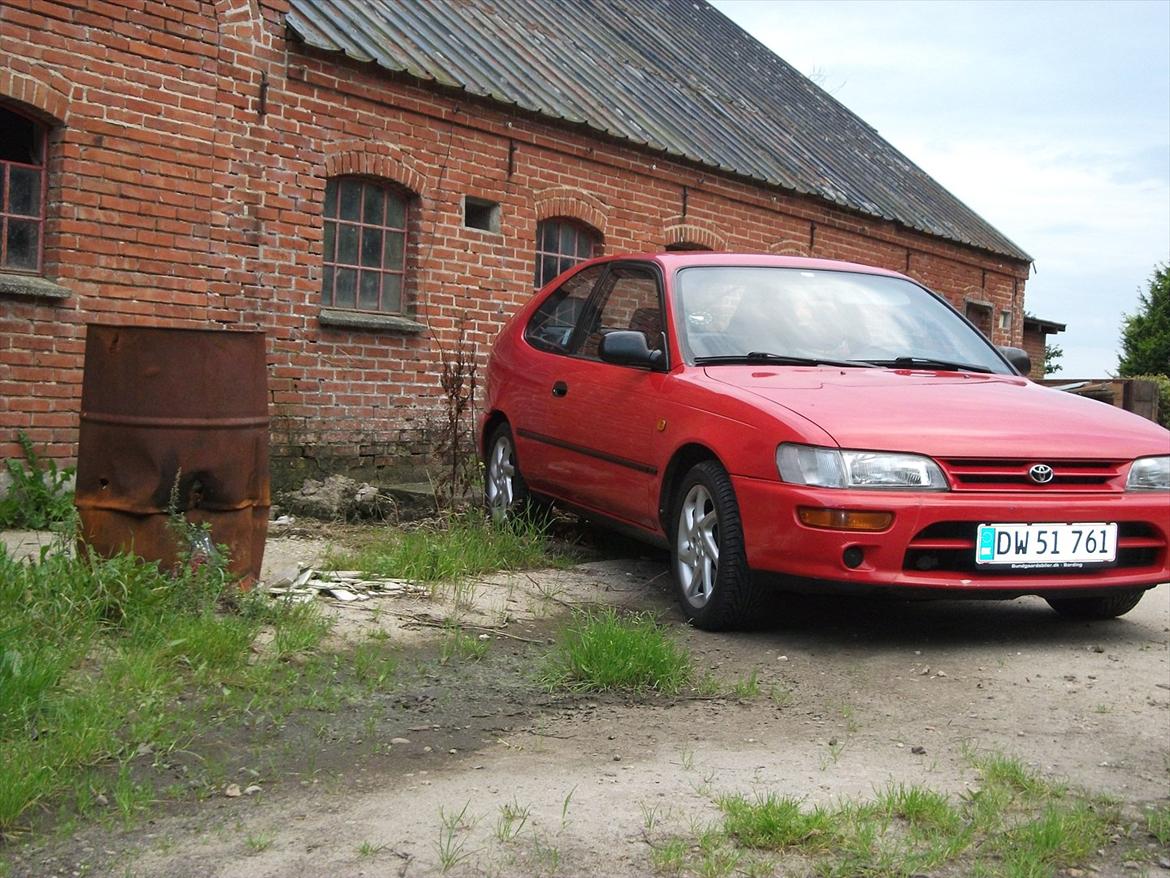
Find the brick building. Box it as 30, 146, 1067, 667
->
0, 0, 1033, 490
1022, 314, 1067, 379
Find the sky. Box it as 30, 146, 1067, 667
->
711, 0, 1170, 377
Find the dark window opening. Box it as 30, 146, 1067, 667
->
535, 218, 600, 288
322, 176, 408, 314
1, 106, 47, 274
464, 196, 500, 233
965, 301, 993, 337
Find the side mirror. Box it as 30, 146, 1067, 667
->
599, 330, 665, 369
998, 346, 1031, 376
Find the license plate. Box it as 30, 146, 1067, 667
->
975, 522, 1117, 569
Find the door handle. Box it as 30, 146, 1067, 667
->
551, 381, 568, 397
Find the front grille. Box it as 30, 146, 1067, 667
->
940, 458, 1126, 492
903, 521, 1164, 574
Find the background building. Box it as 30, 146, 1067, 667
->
0, 0, 1032, 490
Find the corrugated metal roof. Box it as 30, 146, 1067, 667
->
286, 0, 1031, 262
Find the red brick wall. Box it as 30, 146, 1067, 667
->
0, 0, 1032, 485
1023, 328, 1048, 380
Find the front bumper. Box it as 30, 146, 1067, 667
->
732, 475, 1169, 595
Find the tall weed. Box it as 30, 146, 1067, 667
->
0, 432, 75, 529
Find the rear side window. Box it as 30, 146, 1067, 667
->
524, 264, 605, 354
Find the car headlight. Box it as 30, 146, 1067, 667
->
1126, 456, 1170, 491
777, 443, 949, 490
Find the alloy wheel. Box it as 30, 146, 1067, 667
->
676, 482, 720, 607
486, 433, 516, 516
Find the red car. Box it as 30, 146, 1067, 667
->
479, 253, 1170, 630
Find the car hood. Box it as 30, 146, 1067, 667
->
705, 366, 1170, 458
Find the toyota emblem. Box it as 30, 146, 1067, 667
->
1028, 464, 1055, 484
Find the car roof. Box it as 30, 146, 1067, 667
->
588, 252, 912, 281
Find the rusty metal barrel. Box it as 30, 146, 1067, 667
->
75, 325, 270, 586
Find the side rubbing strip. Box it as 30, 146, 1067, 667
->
517, 428, 657, 475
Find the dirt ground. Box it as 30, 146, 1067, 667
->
5, 522, 1170, 878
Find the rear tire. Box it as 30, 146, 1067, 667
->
484, 423, 530, 520
1045, 588, 1145, 620
670, 460, 763, 630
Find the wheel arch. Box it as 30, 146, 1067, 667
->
480, 410, 509, 459
658, 442, 723, 533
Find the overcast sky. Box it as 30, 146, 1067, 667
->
711, 0, 1170, 377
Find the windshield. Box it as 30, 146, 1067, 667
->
674, 266, 1011, 374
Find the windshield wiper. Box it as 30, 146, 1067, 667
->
694, 352, 876, 369
862, 356, 993, 374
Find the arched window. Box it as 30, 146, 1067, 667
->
0, 106, 48, 274
534, 218, 600, 288
322, 176, 409, 314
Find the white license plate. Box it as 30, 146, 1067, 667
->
975, 522, 1117, 569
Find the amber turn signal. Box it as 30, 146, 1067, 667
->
797, 507, 893, 531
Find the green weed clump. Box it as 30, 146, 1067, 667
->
0, 432, 75, 530
0, 538, 328, 835
641, 752, 1124, 878
324, 511, 564, 582
540, 608, 693, 694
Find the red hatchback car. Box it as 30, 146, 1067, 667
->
479, 254, 1170, 630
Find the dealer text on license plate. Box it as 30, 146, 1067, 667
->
975, 522, 1117, 569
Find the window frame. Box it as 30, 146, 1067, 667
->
0, 106, 49, 276
534, 218, 601, 289
321, 175, 410, 316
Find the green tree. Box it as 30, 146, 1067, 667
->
1043, 343, 1063, 376
1118, 264, 1170, 377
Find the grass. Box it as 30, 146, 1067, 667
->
0, 533, 331, 837
245, 832, 275, 853
495, 799, 531, 843
356, 840, 387, 858
323, 511, 567, 583
440, 624, 491, 663
730, 671, 760, 700
539, 608, 693, 694
642, 751, 1128, 878
435, 801, 476, 873
1146, 802, 1170, 845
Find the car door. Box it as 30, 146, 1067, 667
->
507, 263, 607, 494
539, 262, 669, 528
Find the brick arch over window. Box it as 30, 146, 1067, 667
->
768, 238, 810, 256
0, 68, 70, 125
663, 221, 726, 251
324, 145, 428, 203
533, 186, 609, 235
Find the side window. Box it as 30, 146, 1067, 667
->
322, 176, 410, 313
534, 218, 600, 288
579, 265, 664, 361
524, 264, 605, 354
1, 106, 48, 274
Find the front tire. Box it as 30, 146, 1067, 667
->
671, 460, 762, 630
1045, 588, 1146, 620
484, 423, 529, 520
